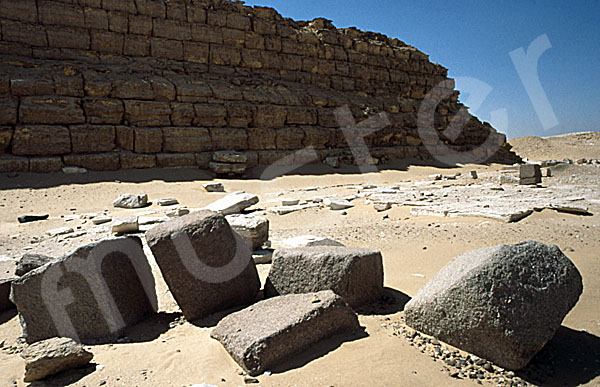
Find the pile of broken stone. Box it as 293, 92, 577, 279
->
0, 187, 584, 383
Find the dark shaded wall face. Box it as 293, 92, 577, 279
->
0, 0, 519, 173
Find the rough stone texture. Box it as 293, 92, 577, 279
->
10, 237, 158, 344
16, 253, 55, 276
210, 290, 361, 376
0, 0, 520, 171
145, 210, 260, 321
265, 246, 384, 308
21, 337, 93, 382
403, 241, 583, 370
225, 214, 269, 250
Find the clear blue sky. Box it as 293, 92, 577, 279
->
243, 0, 599, 138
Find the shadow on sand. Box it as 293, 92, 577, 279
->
354, 287, 411, 316
270, 328, 369, 375
0, 158, 475, 190
120, 311, 181, 344
28, 363, 96, 386
0, 308, 17, 325
517, 326, 600, 386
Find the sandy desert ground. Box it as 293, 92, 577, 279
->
0, 132, 599, 386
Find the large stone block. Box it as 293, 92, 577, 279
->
70, 125, 115, 153
162, 127, 212, 152
112, 79, 154, 100
150, 38, 183, 60
0, 126, 13, 153
83, 98, 124, 124
0, 0, 38, 23
119, 152, 156, 169
153, 18, 191, 40
0, 155, 29, 172
12, 125, 71, 156
211, 290, 361, 376
265, 246, 384, 308
156, 152, 196, 167
134, 127, 163, 153
2, 20, 48, 46
29, 157, 64, 173
404, 241, 583, 370
47, 26, 90, 50
124, 100, 171, 127
183, 41, 209, 63
193, 103, 227, 127
209, 45, 242, 66
63, 153, 120, 171
209, 127, 248, 151
91, 31, 124, 54
145, 211, 260, 321
0, 97, 17, 124
252, 105, 287, 128
39, 1, 85, 28
10, 237, 158, 344
19, 96, 85, 125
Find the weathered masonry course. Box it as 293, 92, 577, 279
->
0, 0, 520, 172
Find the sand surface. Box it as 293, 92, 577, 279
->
0, 133, 599, 386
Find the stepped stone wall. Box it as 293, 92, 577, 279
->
0, 0, 520, 172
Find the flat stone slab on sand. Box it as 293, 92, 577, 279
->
404, 241, 583, 370
203, 191, 259, 215
211, 290, 361, 376
265, 246, 383, 308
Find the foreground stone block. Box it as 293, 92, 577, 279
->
265, 246, 384, 308
211, 290, 361, 376
10, 237, 158, 344
225, 214, 269, 250
203, 191, 259, 215
404, 241, 583, 370
146, 211, 260, 321
21, 337, 93, 382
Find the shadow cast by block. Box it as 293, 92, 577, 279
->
517, 326, 600, 386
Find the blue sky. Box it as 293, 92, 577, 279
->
243, 0, 599, 138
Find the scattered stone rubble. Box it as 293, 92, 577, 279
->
113, 194, 149, 209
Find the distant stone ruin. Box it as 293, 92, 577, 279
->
0, 0, 520, 172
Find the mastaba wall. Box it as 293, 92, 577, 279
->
0, 0, 520, 172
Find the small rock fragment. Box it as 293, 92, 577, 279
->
111, 217, 139, 234
157, 198, 179, 206
46, 227, 74, 237
203, 183, 225, 192
113, 194, 148, 209
21, 337, 93, 382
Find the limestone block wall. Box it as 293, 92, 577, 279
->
0, 0, 520, 172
